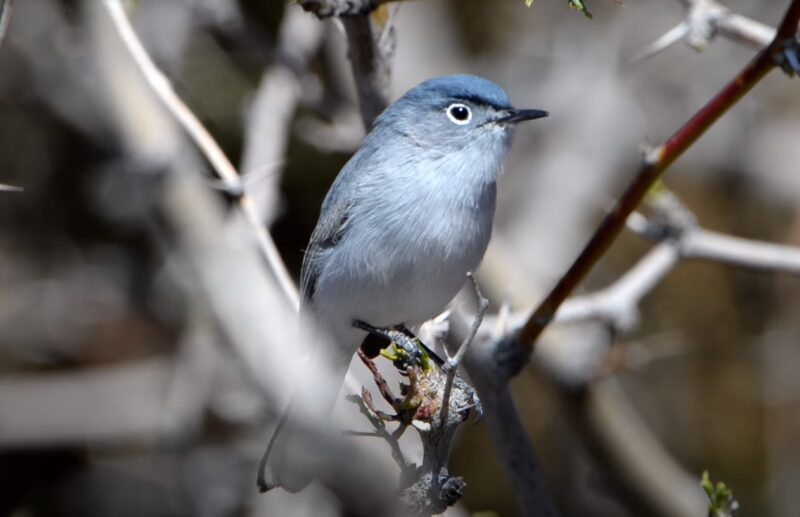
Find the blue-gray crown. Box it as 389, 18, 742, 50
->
399, 74, 512, 110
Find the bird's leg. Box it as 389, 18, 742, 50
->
396, 324, 445, 367
356, 348, 400, 407
353, 320, 430, 370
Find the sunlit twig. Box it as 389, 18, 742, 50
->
101, 0, 299, 308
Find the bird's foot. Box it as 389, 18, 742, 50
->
354, 320, 435, 371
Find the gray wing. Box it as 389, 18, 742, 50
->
299, 201, 351, 306
299, 127, 386, 306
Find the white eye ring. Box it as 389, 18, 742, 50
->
446, 103, 472, 125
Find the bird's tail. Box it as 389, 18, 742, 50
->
257, 395, 308, 493
257, 342, 353, 493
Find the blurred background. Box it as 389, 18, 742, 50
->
1, 0, 799, 515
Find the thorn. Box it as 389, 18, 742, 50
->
630, 22, 689, 64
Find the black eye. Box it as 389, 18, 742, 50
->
446, 103, 472, 125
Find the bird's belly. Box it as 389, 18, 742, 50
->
313, 226, 488, 347
358, 257, 470, 325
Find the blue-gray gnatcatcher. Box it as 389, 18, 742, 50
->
260, 74, 547, 492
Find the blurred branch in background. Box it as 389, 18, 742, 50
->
238, 8, 323, 225
633, 0, 776, 62
101, 0, 299, 308
518, 0, 800, 349
90, 2, 405, 514
552, 191, 800, 330
296, 0, 396, 128
471, 184, 800, 516
0, 0, 13, 48
442, 1, 800, 515
341, 11, 395, 128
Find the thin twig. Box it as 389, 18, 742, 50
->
0, 0, 13, 49
682, 228, 800, 274
633, 0, 777, 63
518, 0, 800, 349
446, 273, 490, 369
439, 273, 489, 429
631, 22, 690, 63
101, 0, 299, 308
0, 183, 22, 192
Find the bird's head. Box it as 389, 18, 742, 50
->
375, 75, 548, 151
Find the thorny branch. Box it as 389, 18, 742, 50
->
101, 0, 299, 308
517, 0, 800, 349
473, 189, 800, 516
633, 0, 776, 62
541, 191, 800, 333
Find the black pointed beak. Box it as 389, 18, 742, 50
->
496, 108, 549, 124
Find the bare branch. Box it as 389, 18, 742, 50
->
439, 273, 489, 429
446, 308, 558, 517
682, 228, 800, 274
0, 183, 23, 192
634, 0, 777, 63
0, 0, 13, 48
101, 0, 299, 308
0, 359, 178, 446
631, 22, 690, 63
517, 0, 800, 349
554, 242, 679, 331
351, 339, 478, 514
446, 274, 490, 369
342, 11, 395, 128
238, 8, 323, 224
517, 198, 800, 333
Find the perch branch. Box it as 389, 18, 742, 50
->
517, 0, 800, 349
353, 345, 477, 514
499, 194, 800, 334
445, 308, 558, 517
101, 0, 299, 308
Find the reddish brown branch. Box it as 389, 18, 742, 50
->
517, 0, 800, 348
